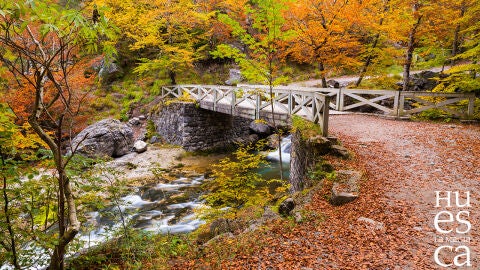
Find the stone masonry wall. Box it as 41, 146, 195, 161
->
153, 102, 251, 151
289, 129, 334, 193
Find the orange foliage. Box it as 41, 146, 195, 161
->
0, 55, 99, 135
284, 0, 363, 79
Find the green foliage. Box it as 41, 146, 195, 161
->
351, 75, 402, 90
150, 79, 167, 95
145, 120, 157, 141
211, 0, 292, 86
164, 92, 197, 106
96, 0, 212, 84
307, 161, 336, 182
0, 0, 117, 62
200, 145, 284, 219
433, 64, 480, 94
414, 108, 453, 121
67, 231, 196, 269
0, 103, 16, 153
412, 47, 449, 70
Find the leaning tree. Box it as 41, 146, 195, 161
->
0, 1, 116, 269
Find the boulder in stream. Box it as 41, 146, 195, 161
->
70, 119, 134, 158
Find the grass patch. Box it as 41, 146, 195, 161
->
68, 231, 198, 270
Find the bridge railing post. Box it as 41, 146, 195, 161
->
398, 92, 405, 117
231, 88, 236, 115
255, 91, 261, 119
213, 89, 218, 111
323, 95, 330, 137
339, 88, 345, 111
336, 88, 341, 111
393, 90, 400, 117
288, 91, 293, 115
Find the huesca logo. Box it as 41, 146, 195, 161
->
433, 191, 472, 267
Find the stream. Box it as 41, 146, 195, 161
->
79, 175, 207, 249
82, 135, 292, 246
1, 136, 292, 270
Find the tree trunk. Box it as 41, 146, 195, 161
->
451, 5, 465, 66
29, 118, 80, 270
402, 15, 423, 91
1, 150, 20, 270
356, 0, 388, 88
356, 33, 380, 87
289, 130, 307, 192
48, 166, 79, 270
268, 76, 284, 180
319, 61, 327, 88
169, 70, 176, 85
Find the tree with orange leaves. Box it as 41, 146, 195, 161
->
284, 0, 362, 87
0, 1, 116, 269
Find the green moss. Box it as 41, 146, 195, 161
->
164, 92, 197, 106
291, 115, 323, 137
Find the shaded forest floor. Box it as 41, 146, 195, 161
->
171, 115, 480, 269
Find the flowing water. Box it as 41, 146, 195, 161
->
0, 176, 207, 270
79, 175, 206, 249
261, 135, 292, 179
1, 136, 293, 269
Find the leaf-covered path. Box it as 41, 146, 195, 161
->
325, 115, 480, 269
221, 115, 480, 269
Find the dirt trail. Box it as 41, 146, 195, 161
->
289, 66, 451, 87
328, 114, 480, 268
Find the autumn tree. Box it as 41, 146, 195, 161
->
353, 0, 395, 86
433, 0, 480, 94
0, 104, 21, 269
384, 0, 437, 90
0, 1, 116, 269
201, 145, 274, 218
95, 0, 212, 84
212, 0, 292, 179
284, 0, 361, 87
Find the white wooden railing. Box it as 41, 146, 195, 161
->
161, 85, 330, 136
238, 85, 476, 117
160, 84, 476, 137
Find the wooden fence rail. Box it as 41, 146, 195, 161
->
239, 85, 476, 118
161, 85, 330, 136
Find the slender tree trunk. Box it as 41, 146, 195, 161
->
319, 61, 327, 88
402, 15, 423, 91
451, 5, 465, 66
356, 33, 380, 87
268, 78, 284, 180
29, 117, 80, 270
48, 162, 79, 270
169, 70, 176, 85
356, 0, 389, 87
1, 150, 21, 270
451, 24, 461, 66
